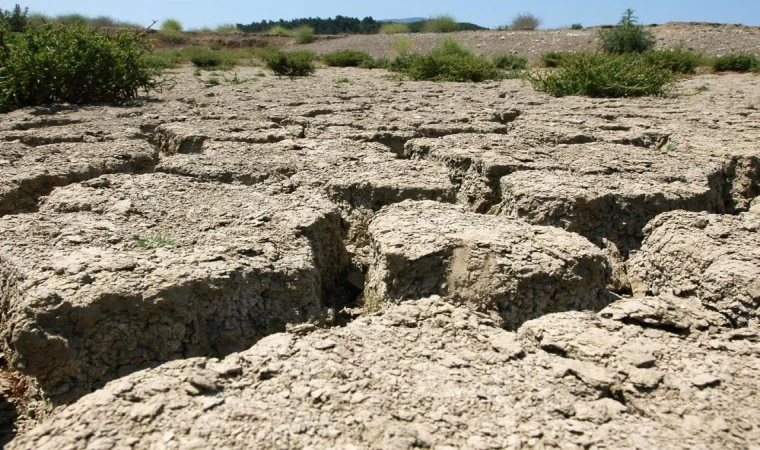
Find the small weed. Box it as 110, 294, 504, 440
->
662, 142, 677, 152
334, 77, 351, 84
224, 72, 252, 84
135, 234, 175, 248
695, 84, 709, 93
203, 76, 220, 86
255, 71, 266, 77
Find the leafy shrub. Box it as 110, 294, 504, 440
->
510, 13, 541, 30
421, 15, 458, 33
541, 51, 573, 67
403, 53, 502, 82
712, 54, 759, 72
390, 39, 501, 82
527, 52, 677, 97
321, 50, 373, 67
643, 48, 703, 74
55, 13, 88, 27
189, 48, 226, 68
0, 4, 29, 31
380, 23, 409, 34
0, 24, 161, 111
433, 37, 473, 57
215, 24, 240, 34
161, 18, 183, 33
267, 25, 291, 36
293, 25, 315, 44
598, 9, 655, 54
493, 54, 528, 70
264, 49, 316, 76
390, 37, 415, 56
571, 23, 583, 30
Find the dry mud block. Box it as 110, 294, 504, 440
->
627, 211, 760, 326
151, 120, 305, 155
0, 173, 348, 401
499, 170, 719, 255
0, 141, 157, 216
11, 297, 760, 450
158, 139, 456, 211
364, 201, 610, 328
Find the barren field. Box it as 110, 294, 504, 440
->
1, 24, 760, 449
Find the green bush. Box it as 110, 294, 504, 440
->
0, 24, 161, 111
0, 4, 29, 31
189, 48, 227, 68
161, 18, 183, 33
267, 25, 291, 36
215, 24, 240, 34
321, 50, 373, 67
403, 53, 502, 82
380, 23, 409, 34
527, 52, 677, 97
421, 15, 458, 33
598, 9, 655, 54
571, 23, 583, 30
643, 48, 703, 74
493, 54, 528, 70
293, 25, 315, 44
390, 37, 415, 56
712, 54, 759, 72
541, 51, 573, 67
510, 13, 541, 30
433, 37, 473, 57
264, 49, 316, 76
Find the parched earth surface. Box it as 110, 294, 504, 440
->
1, 58, 759, 448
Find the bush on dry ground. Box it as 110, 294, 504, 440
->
598, 9, 655, 54
421, 15, 458, 33
293, 25, 315, 44
321, 50, 374, 67
712, 54, 759, 72
528, 52, 677, 98
390, 37, 503, 82
379, 23, 409, 34
0, 23, 161, 111
643, 48, 704, 74
493, 54, 528, 70
509, 13, 542, 30
263, 49, 316, 76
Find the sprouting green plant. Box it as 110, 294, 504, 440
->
135, 234, 175, 248
193, 68, 202, 77
255, 71, 266, 77
203, 76, 220, 85
695, 84, 709, 93
224, 72, 252, 84
334, 77, 351, 84
663, 142, 677, 152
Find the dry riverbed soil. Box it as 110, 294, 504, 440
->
1, 50, 759, 448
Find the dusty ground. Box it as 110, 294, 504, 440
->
1, 24, 760, 449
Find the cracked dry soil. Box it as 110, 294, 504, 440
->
0, 65, 759, 449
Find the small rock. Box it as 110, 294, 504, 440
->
691, 374, 721, 389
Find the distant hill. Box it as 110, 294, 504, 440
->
381, 18, 426, 24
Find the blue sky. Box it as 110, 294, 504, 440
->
9, 0, 760, 29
